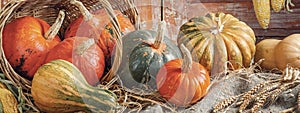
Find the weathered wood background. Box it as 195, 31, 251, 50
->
1, 0, 299, 42
135, 0, 300, 43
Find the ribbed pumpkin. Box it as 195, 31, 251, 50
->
31, 59, 118, 113
0, 88, 18, 113
275, 34, 300, 70
117, 21, 182, 93
156, 44, 210, 106
2, 11, 64, 79
254, 39, 281, 70
0, 83, 18, 113
177, 12, 256, 75
65, 0, 134, 64
44, 37, 105, 86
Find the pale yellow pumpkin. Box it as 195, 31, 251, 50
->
254, 39, 281, 70
275, 34, 300, 70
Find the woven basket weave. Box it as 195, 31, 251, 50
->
0, 0, 137, 111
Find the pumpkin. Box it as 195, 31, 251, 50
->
31, 59, 118, 113
2, 11, 64, 79
116, 21, 182, 93
0, 82, 6, 89
44, 37, 105, 86
177, 12, 256, 75
156, 44, 210, 106
66, 0, 134, 65
0, 88, 18, 113
254, 39, 281, 70
275, 34, 300, 70
0, 82, 18, 113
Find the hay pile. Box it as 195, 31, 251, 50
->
141, 64, 300, 113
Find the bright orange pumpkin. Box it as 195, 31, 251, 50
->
2, 16, 61, 79
44, 37, 105, 86
65, 0, 134, 66
156, 44, 210, 106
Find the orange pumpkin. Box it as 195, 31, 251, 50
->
2, 16, 61, 79
44, 37, 105, 86
65, 0, 134, 66
156, 44, 210, 106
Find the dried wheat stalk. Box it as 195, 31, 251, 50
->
251, 91, 272, 113
212, 94, 242, 113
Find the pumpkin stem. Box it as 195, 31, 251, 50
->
44, 10, 65, 40
153, 21, 166, 49
211, 14, 224, 35
75, 38, 95, 55
180, 44, 193, 73
70, 0, 93, 21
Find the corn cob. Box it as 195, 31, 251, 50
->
271, 0, 285, 12
252, 0, 271, 29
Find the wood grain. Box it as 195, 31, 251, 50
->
136, 0, 300, 42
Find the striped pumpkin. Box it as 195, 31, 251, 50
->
177, 12, 256, 75
31, 59, 118, 113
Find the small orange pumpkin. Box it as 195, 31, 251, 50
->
44, 37, 105, 86
156, 44, 210, 106
65, 0, 134, 66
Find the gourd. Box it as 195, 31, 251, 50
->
44, 37, 105, 86
178, 12, 256, 75
65, 0, 134, 64
0, 83, 18, 113
252, 0, 271, 29
275, 34, 300, 70
31, 59, 118, 113
117, 21, 182, 92
2, 11, 64, 79
254, 39, 281, 70
156, 44, 210, 106
0, 88, 18, 113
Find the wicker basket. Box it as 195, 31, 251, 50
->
0, 0, 137, 112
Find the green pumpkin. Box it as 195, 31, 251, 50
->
116, 25, 181, 93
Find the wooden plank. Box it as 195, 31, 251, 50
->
187, 2, 300, 41
136, 0, 300, 42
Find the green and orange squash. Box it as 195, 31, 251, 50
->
31, 59, 118, 113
